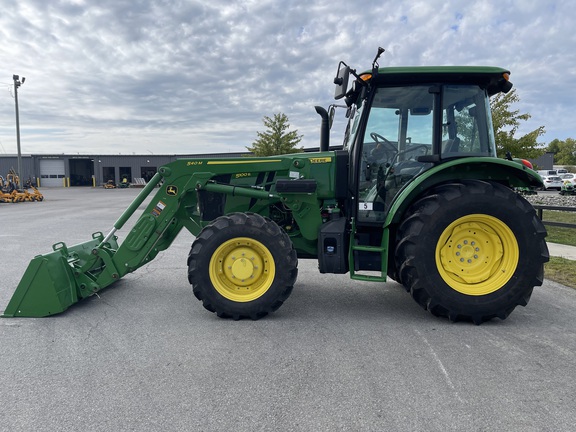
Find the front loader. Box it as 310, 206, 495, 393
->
3, 48, 548, 324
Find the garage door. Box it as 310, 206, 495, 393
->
40, 159, 65, 187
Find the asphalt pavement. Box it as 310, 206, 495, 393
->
1, 188, 575, 432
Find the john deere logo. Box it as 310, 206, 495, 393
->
166, 185, 178, 196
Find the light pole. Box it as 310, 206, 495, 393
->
13, 74, 25, 188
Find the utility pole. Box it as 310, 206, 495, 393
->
13, 74, 25, 189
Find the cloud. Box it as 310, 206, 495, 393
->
0, 0, 574, 155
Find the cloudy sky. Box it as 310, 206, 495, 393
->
0, 0, 574, 155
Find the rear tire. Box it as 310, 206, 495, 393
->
188, 213, 298, 320
395, 180, 549, 324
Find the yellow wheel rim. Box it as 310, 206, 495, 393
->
209, 237, 275, 302
435, 214, 519, 296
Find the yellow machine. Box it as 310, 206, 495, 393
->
0, 173, 44, 203
0, 175, 12, 202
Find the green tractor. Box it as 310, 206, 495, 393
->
3, 48, 548, 324
559, 179, 575, 195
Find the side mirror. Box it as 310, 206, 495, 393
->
334, 63, 350, 100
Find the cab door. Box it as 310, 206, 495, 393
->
355, 86, 434, 225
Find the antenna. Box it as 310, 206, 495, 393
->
372, 47, 385, 72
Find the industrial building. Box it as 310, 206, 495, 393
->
0, 152, 248, 187
529, 152, 555, 170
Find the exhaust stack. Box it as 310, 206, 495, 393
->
315, 106, 330, 152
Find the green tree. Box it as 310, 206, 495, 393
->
247, 113, 303, 156
547, 138, 576, 165
490, 89, 545, 159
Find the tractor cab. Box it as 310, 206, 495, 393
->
336, 62, 513, 224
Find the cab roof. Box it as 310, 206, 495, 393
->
368, 66, 511, 96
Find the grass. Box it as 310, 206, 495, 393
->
541, 210, 576, 246
540, 209, 576, 288
544, 257, 576, 288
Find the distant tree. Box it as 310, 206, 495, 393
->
490, 89, 545, 159
547, 138, 576, 165
247, 113, 303, 156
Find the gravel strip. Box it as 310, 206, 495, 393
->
523, 192, 576, 207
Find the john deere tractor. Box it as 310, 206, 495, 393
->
3, 48, 548, 324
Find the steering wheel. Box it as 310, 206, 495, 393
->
370, 132, 397, 153
369, 132, 398, 164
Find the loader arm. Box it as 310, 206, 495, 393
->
3, 153, 341, 317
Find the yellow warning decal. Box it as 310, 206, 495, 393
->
309, 157, 332, 164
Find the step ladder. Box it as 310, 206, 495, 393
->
349, 218, 388, 282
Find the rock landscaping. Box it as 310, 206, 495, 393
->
523, 192, 576, 208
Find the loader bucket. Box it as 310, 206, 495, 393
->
3, 172, 162, 318
2, 233, 119, 317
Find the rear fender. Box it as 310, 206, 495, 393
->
385, 157, 542, 228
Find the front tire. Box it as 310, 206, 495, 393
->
395, 180, 549, 324
188, 213, 298, 319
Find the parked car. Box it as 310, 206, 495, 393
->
560, 173, 575, 181
542, 175, 564, 190
538, 169, 557, 177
